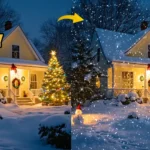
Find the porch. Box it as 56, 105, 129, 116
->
106, 62, 150, 99
0, 64, 46, 105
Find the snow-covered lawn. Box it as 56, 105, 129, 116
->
0, 103, 70, 150
72, 100, 150, 150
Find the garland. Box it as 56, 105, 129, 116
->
12, 78, 21, 89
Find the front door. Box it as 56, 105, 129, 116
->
12, 87, 19, 97
12, 78, 20, 97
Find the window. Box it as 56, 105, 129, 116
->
30, 74, 37, 89
97, 48, 100, 62
12, 45, 19, 58
148, 45, 150, 58
122, 72, 133, 88
96, 76, 100, 88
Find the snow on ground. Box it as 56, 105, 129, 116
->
72, 100, 150, 150
0, 103, 70, 150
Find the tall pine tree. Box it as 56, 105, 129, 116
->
40, 51, 70, 105
71, 34, 98, 106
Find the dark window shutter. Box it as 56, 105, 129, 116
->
97, 48, 100, 62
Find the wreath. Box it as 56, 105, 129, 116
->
12, 78, 21, 89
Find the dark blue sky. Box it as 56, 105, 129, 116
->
8, 0, 72, 39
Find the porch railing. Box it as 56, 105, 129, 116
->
30, 89, 43, 96
28, 89, 43, 103
9, 89, 16, 102
0, 89, 16, 102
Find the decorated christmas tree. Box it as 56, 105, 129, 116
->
40, 50, 70, 105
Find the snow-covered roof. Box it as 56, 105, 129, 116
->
3, 26, 45, 63
3, 26, 18, 40
96, 28, 150, 64
0, 57, 47, 67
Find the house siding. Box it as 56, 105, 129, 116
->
92, 32, 111, 96
1, 28, 37, 61
127, 32, 150, 58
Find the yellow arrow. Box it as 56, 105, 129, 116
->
58, 13, 84, 23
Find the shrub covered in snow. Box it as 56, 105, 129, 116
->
128, 112, 139, 119
117, 91, 143, 105
39, 115, 71, 149
64, 110, 70, 114
118, 94, 130, 105
136, 98, 143, 104
128, 91, 139, 101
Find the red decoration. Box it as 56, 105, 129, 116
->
148, 64, 150, 70
12, 78, 20, 89
76, 104, 81, 110
148, 80, 150, 87
11, 64, 17, 73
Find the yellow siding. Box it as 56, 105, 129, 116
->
108, 68, 112, 88
127, 32, 150, 58
114, 66, 145, 89
0, 68, 9, 89
0, 27, 37, 60
30, 71, 44, 89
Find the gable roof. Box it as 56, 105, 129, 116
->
96, 28, 150, 64
3, 26, 45, 62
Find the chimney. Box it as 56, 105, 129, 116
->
141, 21, 148, 30
5, 21, 12, 31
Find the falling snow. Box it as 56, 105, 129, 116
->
72, 100, 150, 150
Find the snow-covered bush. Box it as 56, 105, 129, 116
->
0, 115, 3, 120
136, 98, 143, 104
39, 115, 71, 149
128, 91, 139, 101
64, 110, 70, 114
118, 94, 130, 105
118, 91, 142, 105
128, 112, 139, 119
0, 98, 7, 104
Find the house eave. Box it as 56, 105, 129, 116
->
112, 60, 148, 66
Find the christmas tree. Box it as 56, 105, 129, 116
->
40, 50, 70, 105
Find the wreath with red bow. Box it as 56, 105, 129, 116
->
12, 78, 21, 89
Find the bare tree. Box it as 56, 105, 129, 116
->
72, 0, 149, 37
40, 19, 72, 78
0, 0, 20, 31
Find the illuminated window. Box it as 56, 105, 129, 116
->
122, 72, 133, 88
30, 74, 37, 89
12, 45, 19, 58
96, 76, 100, 88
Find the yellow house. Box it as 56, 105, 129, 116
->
0, 21, 47, 105
93, 26, 150, 99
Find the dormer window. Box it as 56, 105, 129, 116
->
12, 45, 19, 59
97, 48, 100, 62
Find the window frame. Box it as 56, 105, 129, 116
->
30, 74, 37, 89
122, 72, 134, 89
12, 45, 20, 59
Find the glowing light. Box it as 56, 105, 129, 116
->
51, 50, 56, 56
